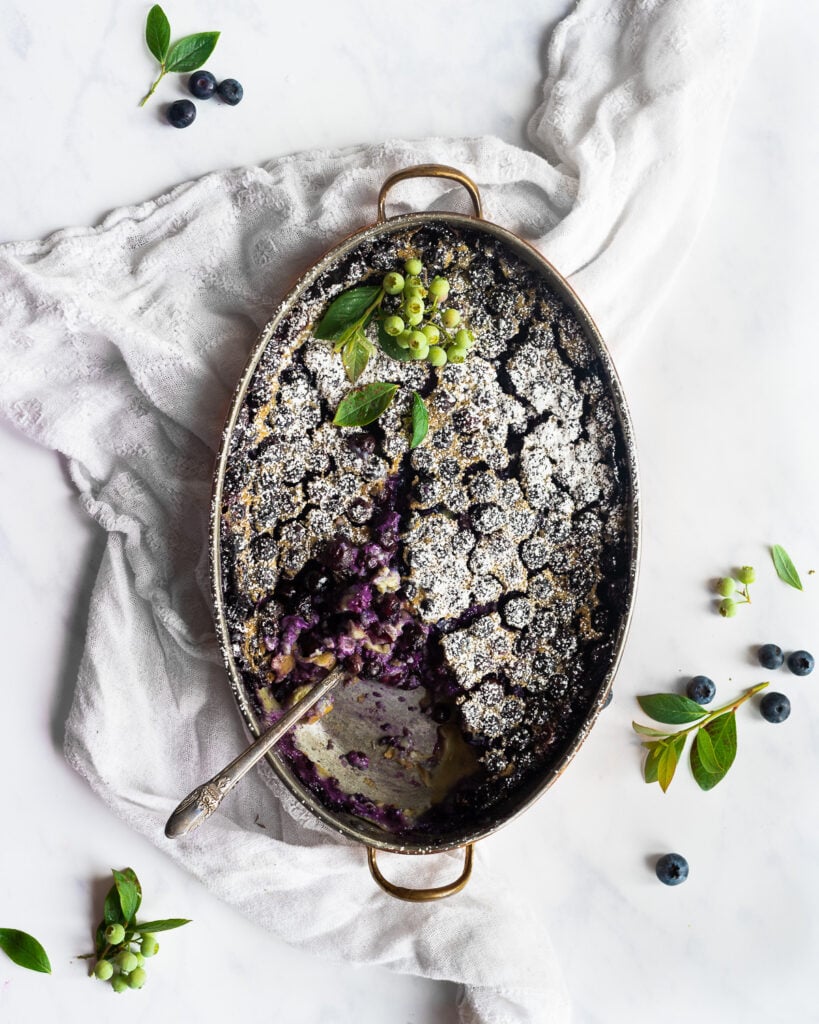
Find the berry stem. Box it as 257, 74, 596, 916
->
673, 682, 769, 738
139, 67, 166, 107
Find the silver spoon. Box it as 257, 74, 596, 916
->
164, 665, 344, 839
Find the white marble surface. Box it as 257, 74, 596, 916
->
2, 1, 819, 1022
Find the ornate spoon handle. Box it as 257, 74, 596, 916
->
164, 666, 344, 839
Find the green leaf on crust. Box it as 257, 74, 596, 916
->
376, 316, 412, 361
314, 286, 381, 341
333, 382, 398, 427
409, 392, 429, 449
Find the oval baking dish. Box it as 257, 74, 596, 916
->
211, 165, 639, 900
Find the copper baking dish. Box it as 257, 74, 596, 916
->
210, 165, 640, 900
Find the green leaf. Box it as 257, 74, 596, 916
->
694, 726, 721, 774
314, 286, 381, 341
341, 331, 372, 384
637, 693, 709, 725
690, 712, 737, 791
333, 382, 397, 428
103, 883, 124, 926
133, 918, 192, 934
657, 734, 686, 793
690, 737, 722, 790
409, 392, 429, 449
145, 4, 171, 63
376, 316, 412, 361
165, 31, 220, 73
632, 722, 669, 738
0, 929, 52, 974
112, 868, 142, 925
706, 711, 737, 773
643, 741, 662, 784
771, 544, 803, 591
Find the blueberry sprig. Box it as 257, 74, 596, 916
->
716, 564, 755, 617
82, 868, 190, 994
140, 5, 220, 107
633, 682, 769, 792
314, 256, 476, 445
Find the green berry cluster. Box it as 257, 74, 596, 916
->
92, 925, 158, 994
85, 867, 190, 996
717, 565, 755, 617
380, 257, 476, 366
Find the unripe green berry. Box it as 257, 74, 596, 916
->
410, 341, 429, 360
383, 315, 404, 337
128, 967, 147, 990
404, 296, 424, 318
719, 598, 737, 618
94, 959, 114, 981
737, 565, 755, 585
383, 271, 405, 295
428, 345, 447, 367
111, 974, 129, 994
441, 308, 461, 328
717, 577, 736, 597
406, 310, 424, 327
408, 331, 427, 353
454, 328, 475, 349
140, 935, 159, 957
448, 344, 468, 364
422, 323, 440, 345
104, 923, 125, 945
404, 258, 422, 276
428, 276, 450, 300
116, 950, 139, 974
395, 330, 412, 349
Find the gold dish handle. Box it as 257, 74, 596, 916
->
366, 844, 474, 901
377, 165, 483, 224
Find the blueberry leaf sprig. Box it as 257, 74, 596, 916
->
633, 682, 769, 791
82, 867, 190, 993
140, 5, 220, 107
771, 544, 803, 591
716, 565, 755, 617
314, 255, 475, 444
0, 928, 51, 974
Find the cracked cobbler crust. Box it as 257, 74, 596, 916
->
219, 222, 633, 835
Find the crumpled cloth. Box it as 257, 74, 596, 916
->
0, 1, 759, 1020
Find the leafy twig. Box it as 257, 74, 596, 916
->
633, 682, 769, 792
139, 5, 220, 107
87, 867, 190, 992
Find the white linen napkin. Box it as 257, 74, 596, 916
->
0, 1, 759, 1020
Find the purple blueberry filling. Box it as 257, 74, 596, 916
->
259, 479, 457, 711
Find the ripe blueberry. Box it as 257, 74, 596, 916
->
217, 78, 243, 105
167, 99, 196, 128
758, 643, 785, 670
188, 70, 217, 99
787, 650, 814, 676
686, 675, 716, 705
760, 691, 791, 723
655, 853, 689, 886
